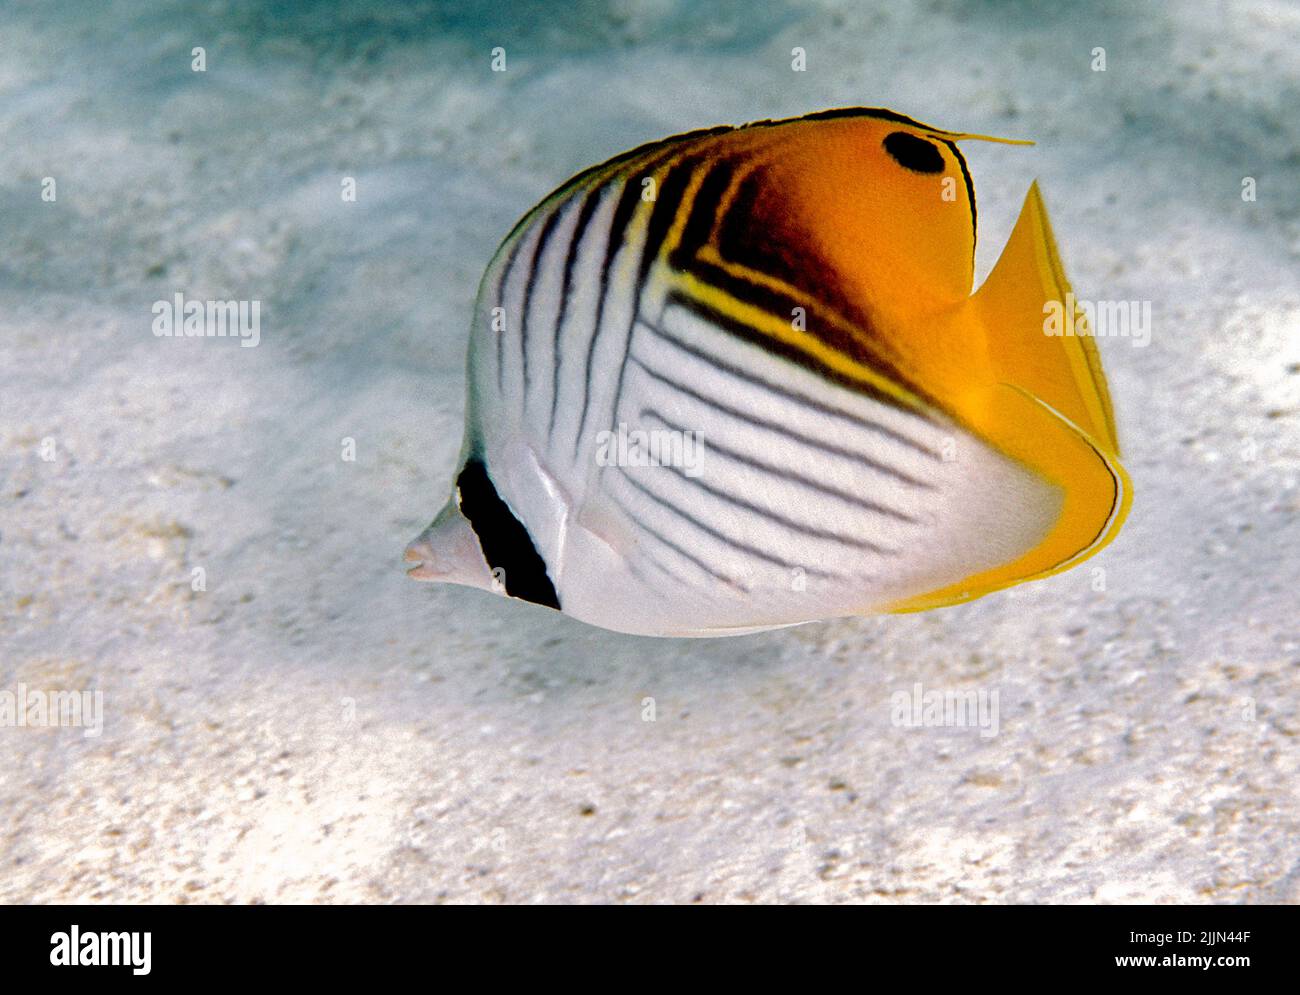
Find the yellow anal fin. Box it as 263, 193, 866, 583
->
886, 383, 1131, 613
973, 181, 1120, 456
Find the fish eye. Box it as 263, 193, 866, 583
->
882, 131, 945, 174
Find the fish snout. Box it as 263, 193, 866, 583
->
402, 504, 497, 591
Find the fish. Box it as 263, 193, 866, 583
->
404, 107, 1132, 637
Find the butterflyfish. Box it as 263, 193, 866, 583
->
405, 107, 1131, 637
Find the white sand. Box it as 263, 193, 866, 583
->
1, 0, 1297, 903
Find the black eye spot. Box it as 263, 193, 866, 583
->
883, 131, 945, 174
456, 458, 561, 610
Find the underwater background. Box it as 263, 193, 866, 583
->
1, 0, 1297, 902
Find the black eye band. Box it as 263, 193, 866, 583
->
456, 459, 561, 609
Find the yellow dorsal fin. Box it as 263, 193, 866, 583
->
972, 181, 1120, 455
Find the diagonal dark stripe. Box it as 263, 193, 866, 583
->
616, 467, 839, 578
640, 313, 939, 451
493, 231, 527, 392
573, 145, 686, 458
548, 183, 605, 440
667, 273, 937, 413
639, 407, 918, 525
520, 204, 565, 398
604, 156, 707, 453
628, 353, 936, 491
608, 492, 749, 593
650, 455, 899, 556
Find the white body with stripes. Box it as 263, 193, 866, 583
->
403, 108, 1135, 638
417, 163, 1061, 637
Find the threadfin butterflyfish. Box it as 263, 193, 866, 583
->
405, 107, 1131, 637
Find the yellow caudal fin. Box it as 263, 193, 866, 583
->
973, 181, 1120, 456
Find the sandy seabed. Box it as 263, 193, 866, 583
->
1, 0, 1297, 903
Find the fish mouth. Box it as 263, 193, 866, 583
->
403, 538, 439, 580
